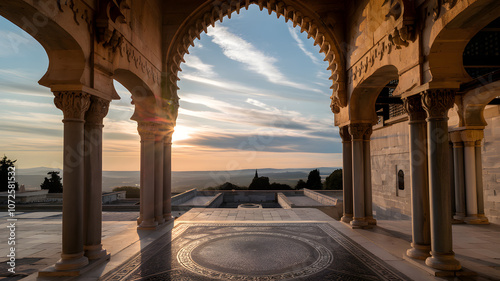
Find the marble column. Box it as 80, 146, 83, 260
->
475, 139, 488, 223
403, 95, 431, 260
421, 89, 461, 271
363, 127, 376, 225
449, 132, 466, 222
137, 122, 159, 229
339, 126, 353, 223
53, 91, 90, 270
163, 127, 174, 221
83, 96, 109, 260
154, 128, 165, 225
349, 123, 371, 229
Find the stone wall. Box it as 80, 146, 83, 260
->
370, 119, 412, 219
370, 106, 500, 223
483, 106, 500, 223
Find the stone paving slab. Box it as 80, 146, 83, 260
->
286, 195, 326, 206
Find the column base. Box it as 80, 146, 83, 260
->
350, 218, 371, 229
341, 214, 353, 223
164, 213, 172, 220
425, 252, 461, 271
406, 243, 431, 260
156, 216, 166, 224
137, 216, 143, 225
464, 214, 490, 225
84, 244, 108, 260
54, 252, 89, 271
366, 216, 377, 225
138, 219, 158, 230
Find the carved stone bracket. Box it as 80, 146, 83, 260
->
349, 123, 372, 141
54, 91, 91, 121
383, 0, 416, 49
85, 96, 110, 126
119, 41, 161, 85
167, 0, 346, 109
96, 0, 130, 50
421, 89, 455, 119
433, 0, 458, 20
403, 95, 427, 122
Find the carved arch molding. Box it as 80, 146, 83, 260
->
166, 0, 347, 114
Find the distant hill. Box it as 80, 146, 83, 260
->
15, 167, 340, 193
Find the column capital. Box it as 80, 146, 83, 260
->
137, 121, 160, 141
461, 129, 484, 145
449, 131, 463, 145
162, 125, 175, 144
339, 126, 351, 142
349, 123, 372, 141
403, 95, 426, 122
85, 96, 110, 126
421, 89, 455, 120
54, 91, 91, 121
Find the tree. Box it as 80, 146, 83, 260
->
324, 169, 343, 190
40, 171, 63, 193
306, 169, 322, 189
249, 176, 270, 190
270, 182, 292, 190
0, 156, 19, 192
295, 179, 307, 190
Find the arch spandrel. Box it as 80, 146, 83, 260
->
164, 0, 348, 114
425, 0, 500, 87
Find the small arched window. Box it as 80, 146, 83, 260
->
398, 170, 405, 190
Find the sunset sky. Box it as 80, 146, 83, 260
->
0, 5, 342, 171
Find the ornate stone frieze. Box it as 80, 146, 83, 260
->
54, 91, 91, 121
349, 123, 372, 141
85, 96, 110, 125
403, 95, 427, 121
167, 0, 346, 109
119, 42, 161, 85
349, 36, 394, 84
421, 89, 455, 119
57, 0, 93, 32
339, 126, 351, 142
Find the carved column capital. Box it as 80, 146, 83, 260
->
339, 126, 351, 142
421, 89, 455, 120
449, 131, 463, 145
162, 125, 175, 144
137, 121, 160, 141
349, 123, 372, 141
403, 95, 427, 122
54, 91, 91, 121
461, 129, 484, 146
85, 96, 110, 126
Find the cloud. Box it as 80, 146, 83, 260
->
207, 26, 319, 92
0, 31, 32, 57
287, 26, 320, 65
183, 55, 215, 78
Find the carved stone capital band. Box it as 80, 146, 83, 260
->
54, 91, 91, 121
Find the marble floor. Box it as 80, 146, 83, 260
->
0, 209, 499, 280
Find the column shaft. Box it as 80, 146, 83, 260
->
340, 126, 353, 223
475, 140, 489, 223
349, 123, 370, 229
363, 128, 376, 225
464, 142, 479, 221
163, 131, 173, 220
422, 89, 461, 271
451, 138, 466, 221
53, 92, 90, 271
138, 122, 158, 229
83, 97, 109, 260
403, 95, 430, 260
154, 138, 164, 224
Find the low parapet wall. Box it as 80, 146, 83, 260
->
171, 188, 197, 205
206, 193, 223, 208
277, 193, 294, 209
303, 189, 339, 205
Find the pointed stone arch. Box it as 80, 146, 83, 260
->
165, 0, 346, 114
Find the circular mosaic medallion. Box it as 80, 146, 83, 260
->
177, 231, 333, 280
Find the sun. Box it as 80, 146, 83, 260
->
172, 125, 191, 143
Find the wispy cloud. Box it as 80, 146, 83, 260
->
287, 26, 320, 65
0, 31, 32, 57
207, 25, 319, 92
183, 55, 215, 78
